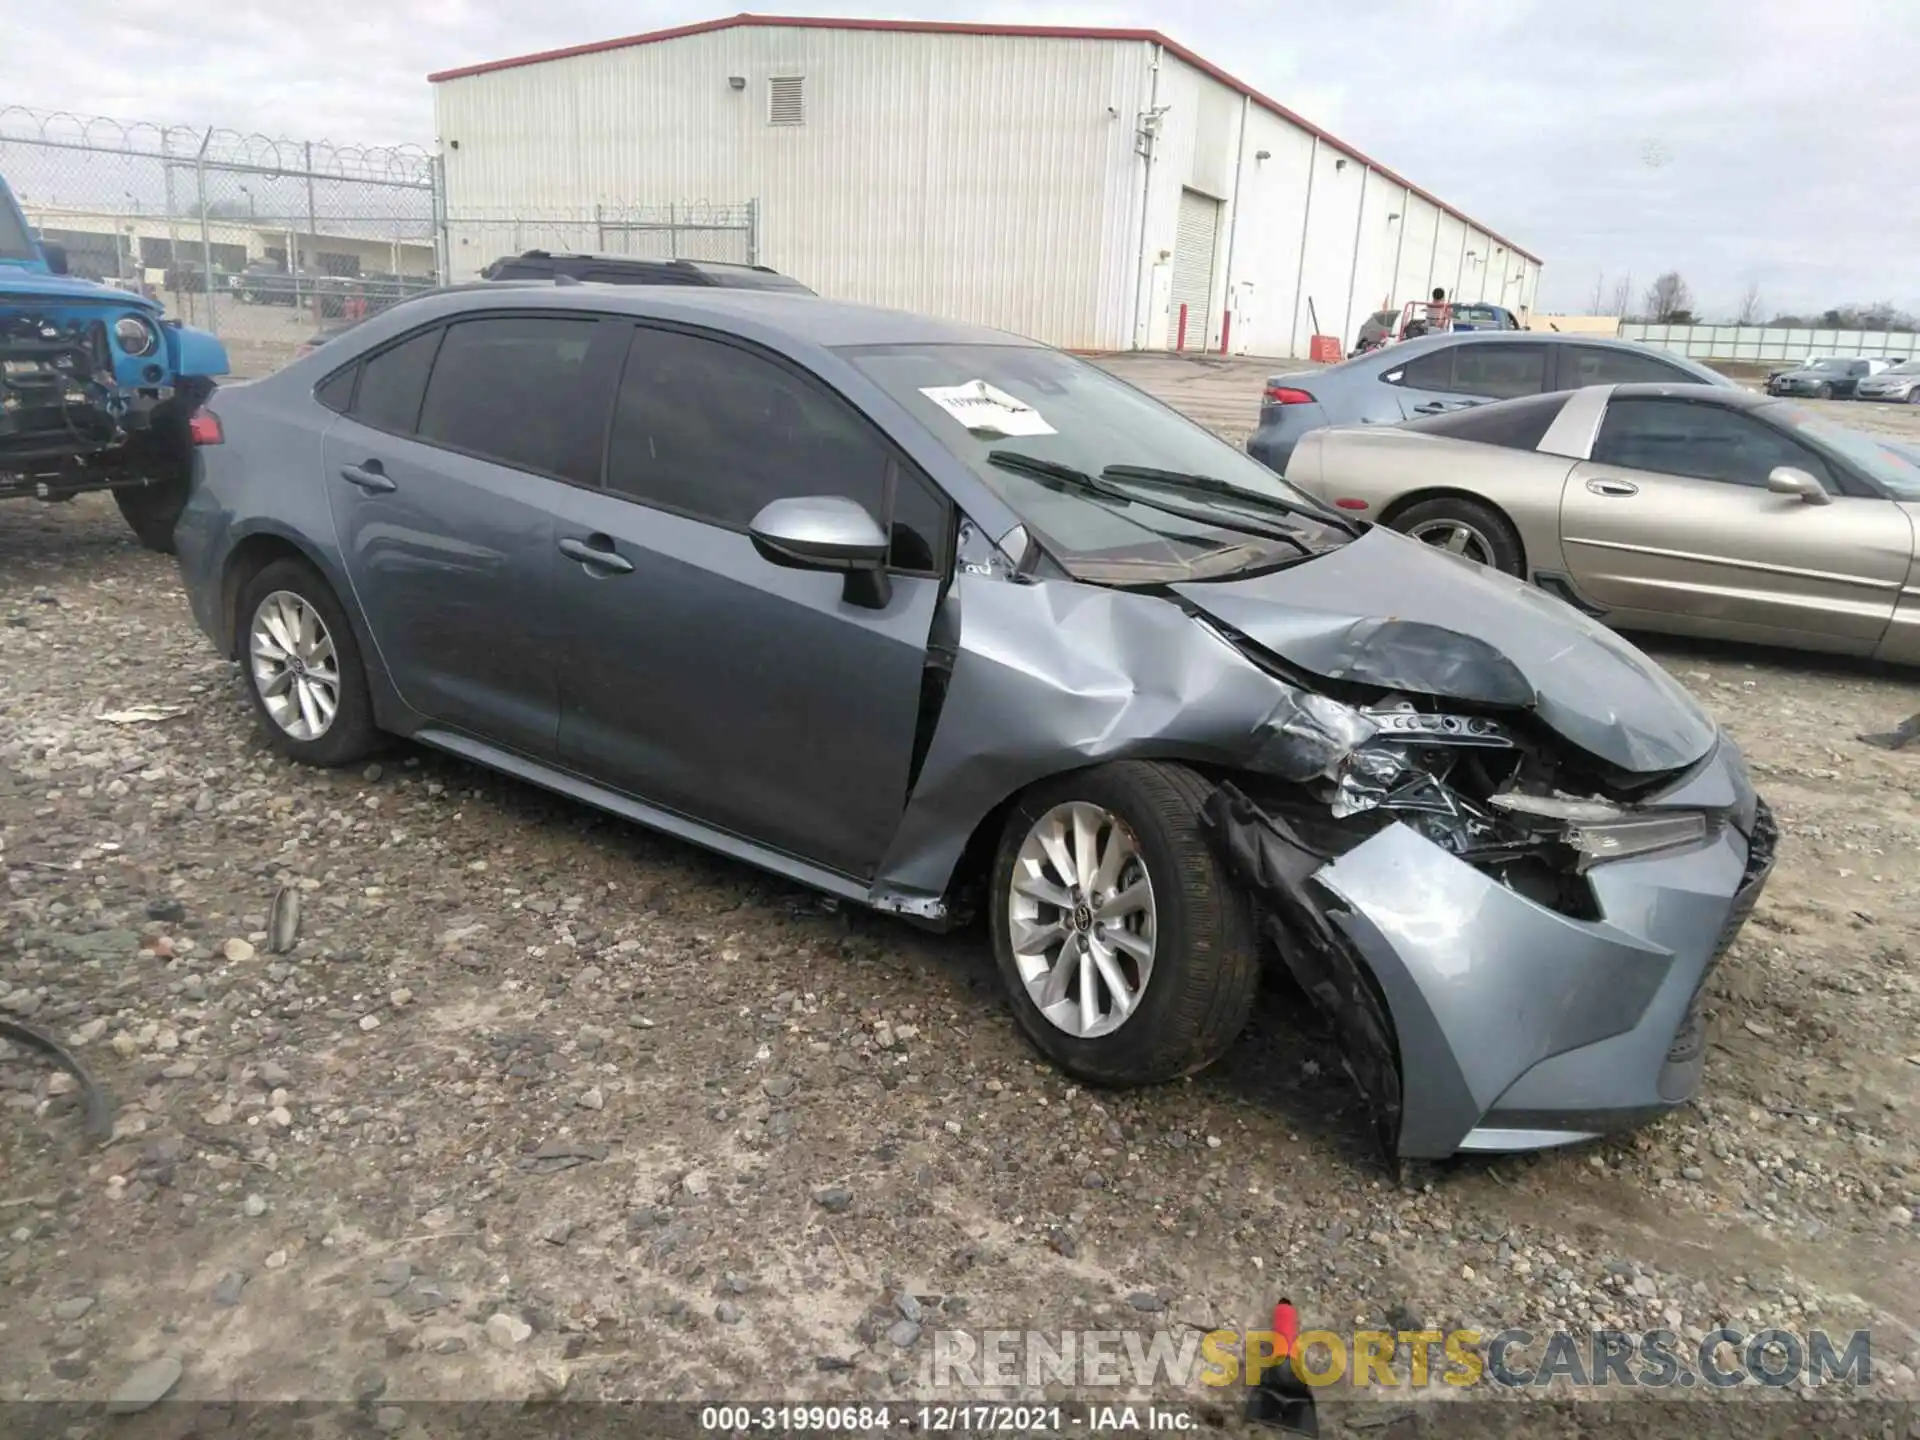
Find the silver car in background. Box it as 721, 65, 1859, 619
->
1246, 331, 1735, 474
1856, 359, 1920, 404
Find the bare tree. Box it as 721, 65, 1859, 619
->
1588, 271, 1609, 313
1643, 271, 1694, 323
1607, 272, 1634, 320
1735, 281, 1763, 326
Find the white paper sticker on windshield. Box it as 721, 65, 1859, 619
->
918, 380, 1057, 437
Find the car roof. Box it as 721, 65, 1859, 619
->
492, 251, 784, 275
333, 280, 1036, 350
1604, 382, 1773, 408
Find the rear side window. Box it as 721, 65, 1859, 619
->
352, 328, 442, 434
1562, 345, 1697, 388
1403, 393, 1566, 451
1450, 343, 1548, 399
1392, 343, 1549, 398
416, 315, 602, 482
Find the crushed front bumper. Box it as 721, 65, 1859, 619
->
1205, 736, 1776, 1162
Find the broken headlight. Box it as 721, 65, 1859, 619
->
1489, 792, 1709, 867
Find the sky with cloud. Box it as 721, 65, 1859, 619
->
7, 0, 1915, 318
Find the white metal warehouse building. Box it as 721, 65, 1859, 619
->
429, 14, 1542, 358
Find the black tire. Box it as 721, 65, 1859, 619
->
112, 378, 213, 554
988, 760, 1259, 1087
1389, 495, 1525, 577
1908, 390, 1920, 406
1815, 382, 1833, 400
236, 557, 382, 768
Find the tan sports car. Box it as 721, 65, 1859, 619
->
1280, 382, 1920, 663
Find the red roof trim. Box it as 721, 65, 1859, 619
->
427, 12, 1541, 265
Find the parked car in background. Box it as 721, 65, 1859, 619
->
1766, 356, 1884, 399
480, 250, 815, 293
1349, 308, 1399, 356
2, 168, 228, 550
1853, 358, 1920, 404
1281, 382, 1920, 663
1248, 332, 1734, 473
172, 284, 1773, 1162
230, 260, 354, 312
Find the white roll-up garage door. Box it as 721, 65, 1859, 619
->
1170, 189, 1221, 349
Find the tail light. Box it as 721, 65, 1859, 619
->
189, 410, 224, 446
1263, 385, 1316, 406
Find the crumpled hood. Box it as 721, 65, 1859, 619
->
0, 265, 161, 311
1171, 526, 1717, 774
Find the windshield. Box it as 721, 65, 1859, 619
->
0, 193, 38, 261
1806, 358, 1853, 372
1881, 360, 1920, 375
1765, 402, 1920, 499
840, 342, 1354, 582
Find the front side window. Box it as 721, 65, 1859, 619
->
1594, 398, 1834, 489
1563, 345, 1696, 388
1766, 401, 1920, 499
0, 194, 36, 261
843, 342, 1352, 583
415, 315, 601, 482
606, 326, 949, 572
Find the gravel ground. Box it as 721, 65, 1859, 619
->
3, 370, 1919, 1431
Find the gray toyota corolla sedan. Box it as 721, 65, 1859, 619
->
174, 283, 1776, 1163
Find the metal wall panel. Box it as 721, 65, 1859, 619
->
435, 28, 1140, 348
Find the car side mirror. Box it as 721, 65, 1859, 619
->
749, 495, 893, 607
39, 240, 69, 276
1767, 466, 1831, 505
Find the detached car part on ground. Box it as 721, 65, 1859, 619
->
1282, 382, 1920, 665
1, 172, 228, 551
175, 287, 1775, 1163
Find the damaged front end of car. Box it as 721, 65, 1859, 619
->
875, 520, 1776, 1166
1197, 656, 1776, 1167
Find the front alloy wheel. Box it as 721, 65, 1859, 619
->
989, 761, 1259, 1087
1009, 801, 1157, 1039
250, 590, 341, 741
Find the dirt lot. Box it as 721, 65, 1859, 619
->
3, 358, 1920, 1430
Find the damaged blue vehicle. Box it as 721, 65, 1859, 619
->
2, 170, 228, 551
170, 284, 1776, 1164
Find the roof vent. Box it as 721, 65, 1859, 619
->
768, 75, 805, 127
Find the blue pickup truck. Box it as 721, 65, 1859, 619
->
2, 172, 229, 551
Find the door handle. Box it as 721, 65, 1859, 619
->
1586, 478, 1640, 497
338, 462, 395, 494
559, 535, 634, 575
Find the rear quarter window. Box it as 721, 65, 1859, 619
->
1403, 393, 1565, 451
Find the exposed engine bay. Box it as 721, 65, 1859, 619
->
2, 309, 166, 501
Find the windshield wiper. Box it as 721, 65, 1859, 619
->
986, 450, 1314, 556
1099, 464, 1363, 535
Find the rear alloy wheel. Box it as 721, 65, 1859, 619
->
1392, 496, 1525, 576
989, 761, 1258, 1086
238, 557, 380, 767
1815, 382, 1834, 400
1908, 390, 1920, 406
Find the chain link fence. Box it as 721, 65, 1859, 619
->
4, 107, 763, 374
2, 106, 437, 372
